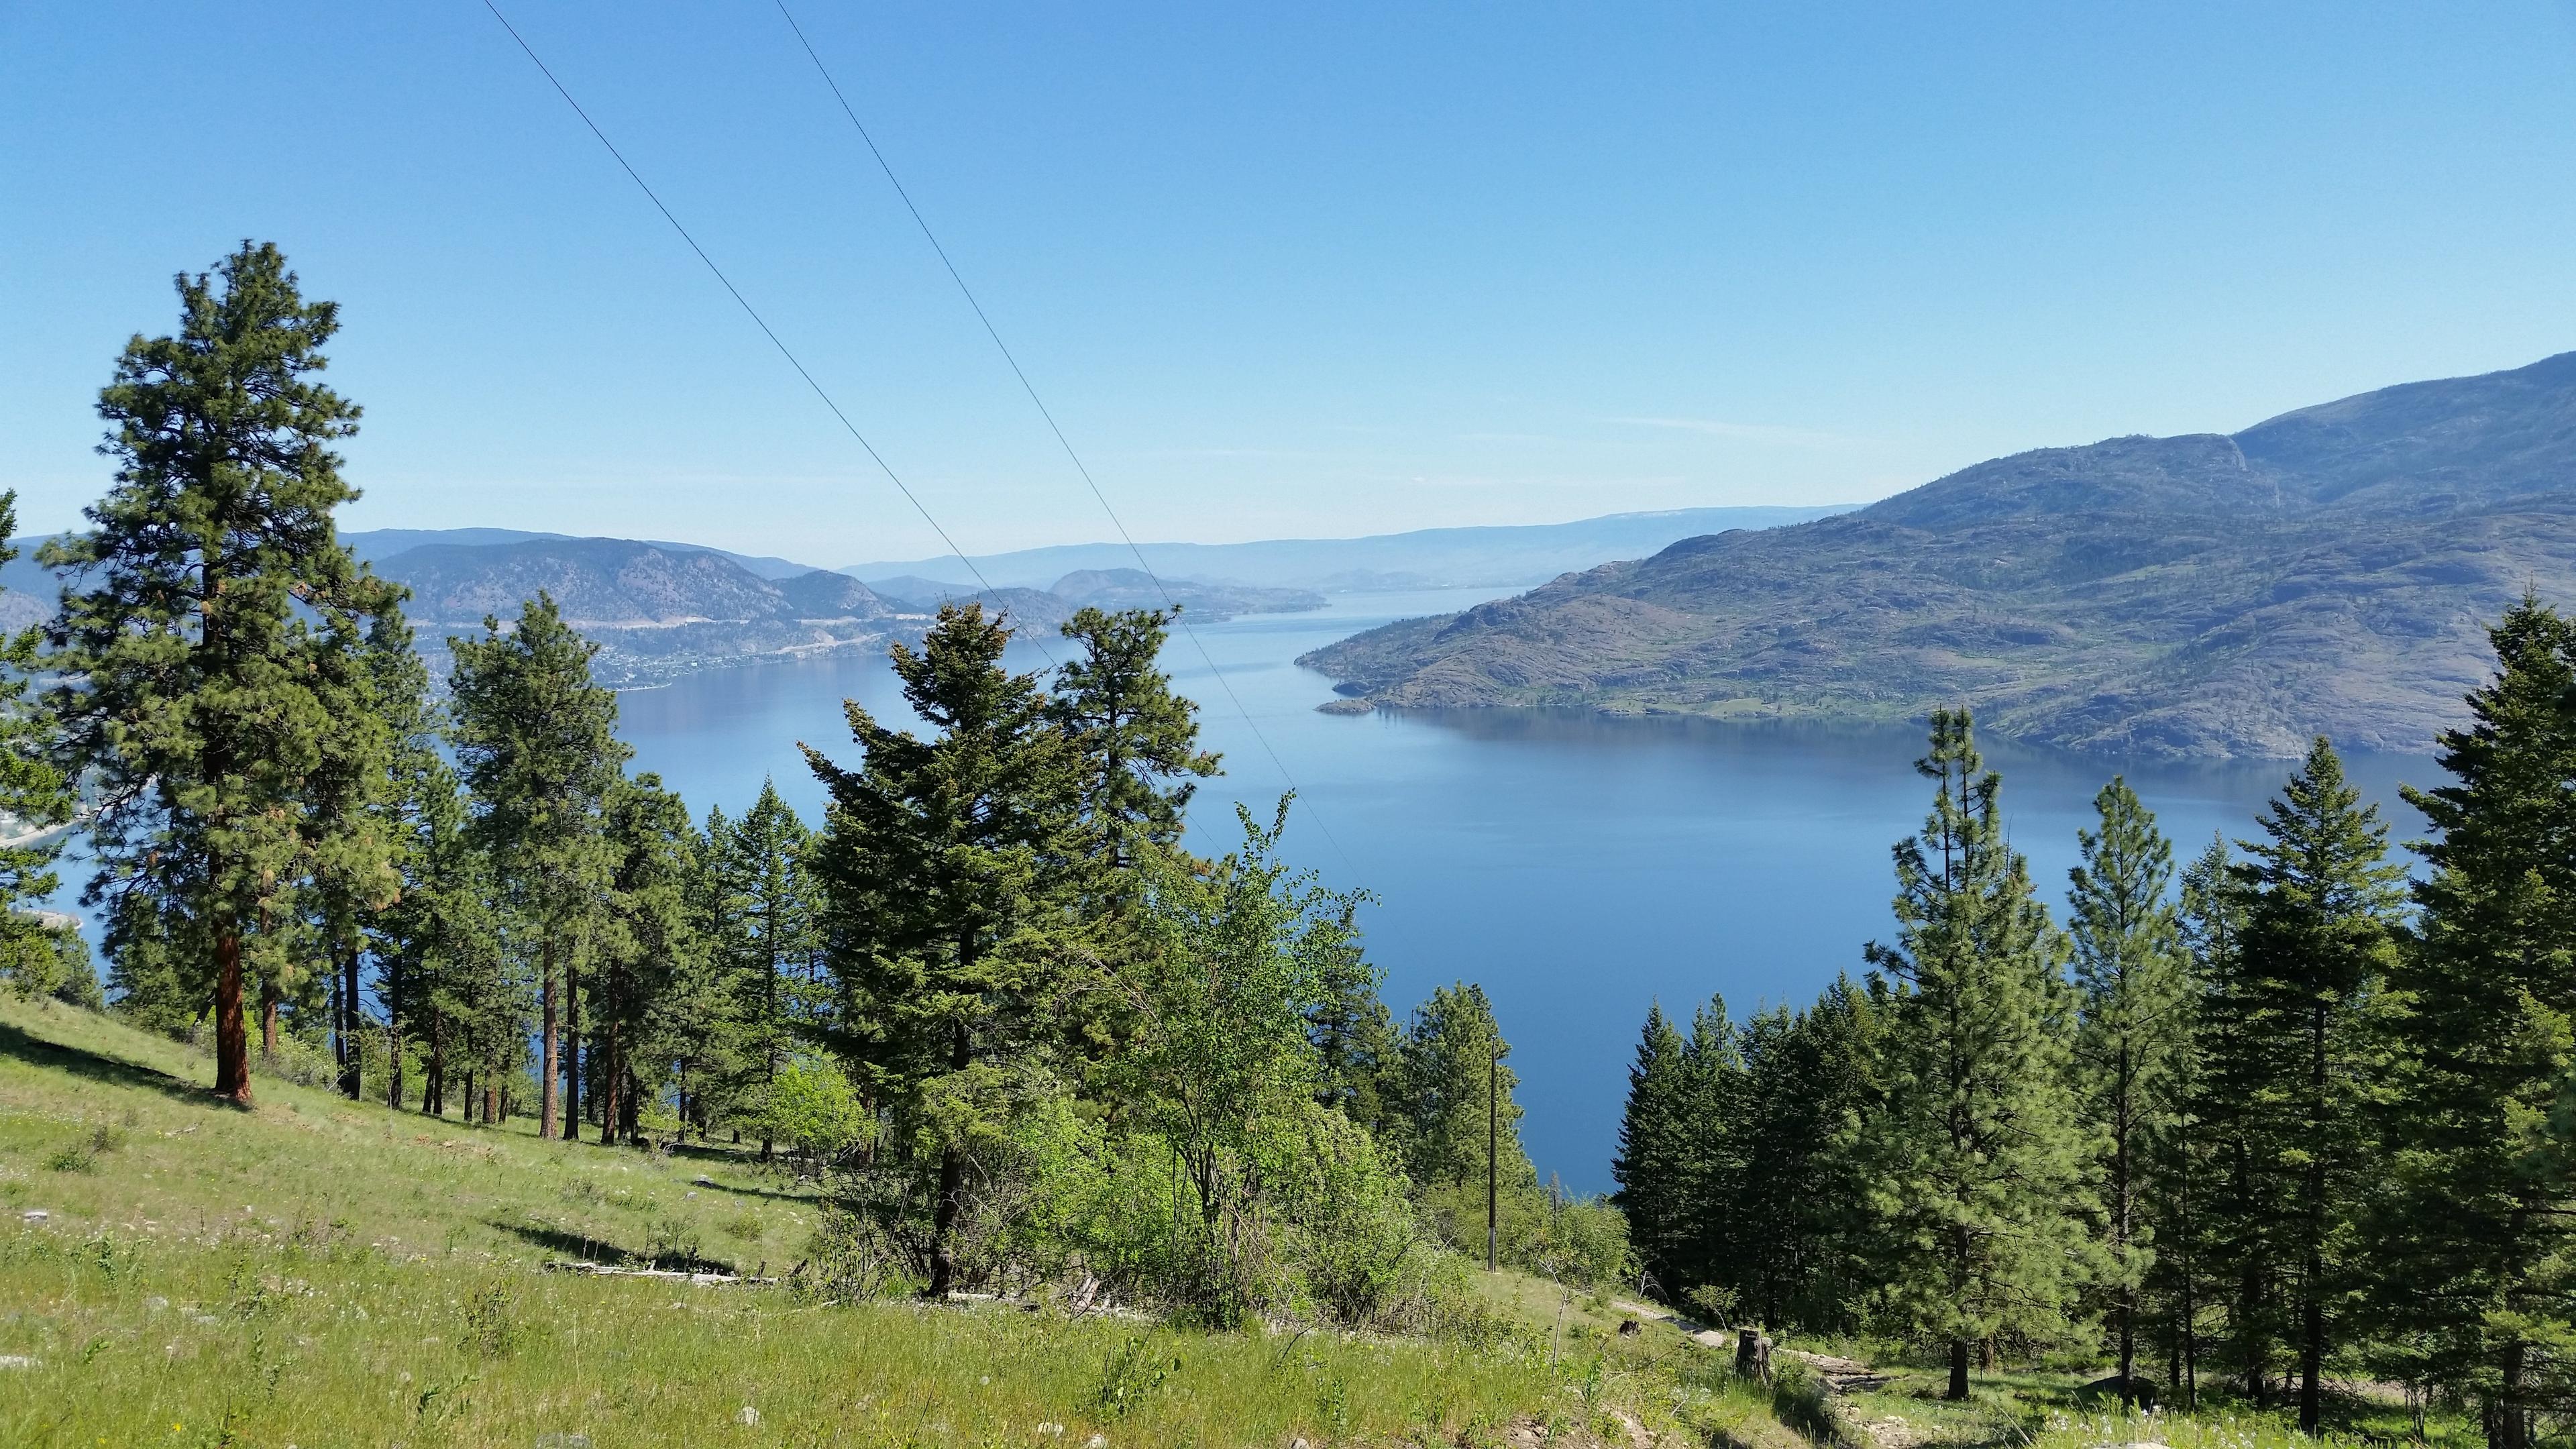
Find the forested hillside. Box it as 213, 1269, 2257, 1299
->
1614, 596, 2576, 1440
1305, 352, 2576, 758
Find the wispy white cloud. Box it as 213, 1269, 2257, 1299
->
1603, 416, 1854, 447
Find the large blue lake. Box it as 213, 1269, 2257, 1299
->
614, 587, 2440, 1193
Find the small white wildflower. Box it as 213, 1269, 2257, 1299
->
0, 1355, 36, 1369
1035, 1425, 1065, 1439
736, 1406, 760, 1426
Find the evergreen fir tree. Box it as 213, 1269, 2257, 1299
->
0, 493, 76, 1003
1736, 978, 1886, 1332
709, 778, 818, 1159
2383, 600, 2576, 1448
448, 592, 626, 1141
2070, 777, 2190, 1401
804, 602, 1085, 1295
1862, 708, 2094, 1399
1676, 996, 1750, 1305
1613, 1002, 1695, 1298
376, 743, 503, 1120
594, 771, 702, 1146
360, 603, 441, 1110
2233, 737, 2408, 1433
43, 242, 394, 1103
306, 593, 406, 1099
1051, 606, 1220, 866
2147, 834, 2234, 1409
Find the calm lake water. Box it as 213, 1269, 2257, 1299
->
613, 587, 2442, 1193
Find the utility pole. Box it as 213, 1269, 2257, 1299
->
1488, 1040, 1502, 1271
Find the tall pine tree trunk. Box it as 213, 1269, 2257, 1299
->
539, 932, 559, 1140
2299, 1001, 2326, 1436
1948, 1339, 1970, 1402
926, 1009, 974, 1298
261, 984, 279, 1059
564, 956, 582, 1142
338, 939, 362, 1099
424, 1013, 443, 1116
383, 957, 402, 1108
2495, 1340, 2528, 1449
598, 1018, 621, 1148
213, 931, 252, 1104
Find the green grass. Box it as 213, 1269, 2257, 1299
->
0, 998, 1813, 1446
1817, 1349, 2479, 1449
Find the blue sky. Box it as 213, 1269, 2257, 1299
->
6, 3, 2575, 566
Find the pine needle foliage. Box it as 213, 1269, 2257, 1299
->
2381, 598, 2576, 1448
1861, 708, 2094, 1399
2229, 737, 2408, 1433
2070, 777, 2190, 1399
42, 240, 398, 1104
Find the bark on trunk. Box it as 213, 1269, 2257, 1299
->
928, 1141, 965, 1297
338, 940, 362, 1100
213, 931, 252, 1104
1947, 1339, 1970, 1401
261, 983, 280, 1059
2496, 1341, 2529, 1449
564, 957, 582, 1143
926, 1007, 974, 1298
383, 957, 402, 1109
598, 1020, 621, 1149
539, 935, 559, 1140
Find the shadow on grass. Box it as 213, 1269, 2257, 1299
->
489, 1218, 737, 1275
0, 1018, 225, 1107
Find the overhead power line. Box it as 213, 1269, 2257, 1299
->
770, 0, 1356, 871
474, 0, 1049, 663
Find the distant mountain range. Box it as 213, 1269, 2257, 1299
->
841, 506, 1853, 592
0, 533, 1326, 688
1303, 352, 2576, 759
0, 506, 1836, 687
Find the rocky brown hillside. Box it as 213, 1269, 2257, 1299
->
384, 537, 912, 686
1301, 352, 2576, 758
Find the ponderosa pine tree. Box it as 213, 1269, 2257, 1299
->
2070, 777, 2190, 1403
1052, 606, 1220, 867
804, 602, 1085, 1295
2381, 600, 2576, 1449
449, 592, 626, 1141
1862, 708, 2094, 1400
44, 242, 396, 1104
2233, 737, 2408, 1434
1393, 982, 1529, 1193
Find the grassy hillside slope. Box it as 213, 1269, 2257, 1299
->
0, 1000, 1792, 1448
